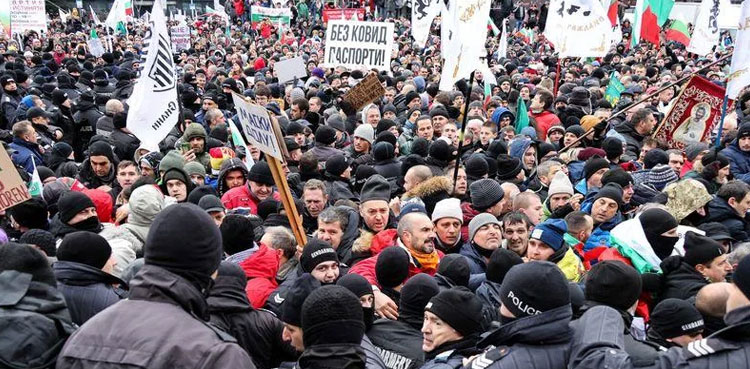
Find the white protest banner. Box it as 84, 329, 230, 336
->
544, 0, 612, 57
727, 0, 750, 99
0, 147, 31, 211
688, 0, 724, 55
324, 20, 394, 71
233, 94, 283, 160
170, 23, 191, 53
10, 0, 47, 35
126, 0, 179, 149
275, 56, 308, 84
411, 0, 443, 48
439, 0, 491, 91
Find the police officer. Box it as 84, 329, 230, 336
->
420, 288, 483, 369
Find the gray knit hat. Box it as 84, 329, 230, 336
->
469, 179, 504, 210
353, 124, 375, 144
468, 213, 501, 242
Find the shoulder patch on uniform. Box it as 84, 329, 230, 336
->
683, 338, 740, 360
471, 346, 510, 369
434, 349, 454, 363
273, 293, 285, 304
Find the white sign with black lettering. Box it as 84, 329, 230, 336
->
324, 20, 394, 71
232, 94, 283, 160
170, 24, 191, 53
275, 56, 307, 84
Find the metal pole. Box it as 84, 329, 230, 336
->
452, 71, 476, 194
715, 95, 729, 148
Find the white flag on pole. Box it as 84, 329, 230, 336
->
544, 0, 612, 57
411, 0, 443, 48
89, 5, 101, 24
105, 0, 125, 31
687, 0, 725, 55
727, 0, 750, 99
59, 9, 69, 24
497, 18, 509, 60
439, 0, 492, 91
126, 0, 179, 149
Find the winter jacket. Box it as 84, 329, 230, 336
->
581, 196, 622, 251
704, 196, 750, 242
56, 265, 256, 368
240, 244, 280, 309
53, 260, 128, 325
111, 79, 134, 100
10, 137, 44, 173
458, 242, 489, 290
309, 144, 343, 163
476, 279, 503, 327
1, 91, 21, 128
367, 318, 425, 369
363, 335, 389, 369
221, 183, 282, 213
557, 248, 585, 282
77, 156, 119, 189
324, 173, 358, 203
207, 270, 297, 369
111, 129, 140, 162
466, 305, 573, 369
263, 266, 302, 316
531, 110, 561, 140
568, 304, 750, 369
0, 270, 77, 369
658, 256, 708, 302
217, 157, 249, 196
373, 158, 402, 193
721, 138, 750, 183
614, 122, 645, 161
72, 100, 102, 155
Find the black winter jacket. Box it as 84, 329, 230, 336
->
658, 256, 709, 302
53, 260, 128, 325
704, 197, 750, 242
367, 317, 424, 369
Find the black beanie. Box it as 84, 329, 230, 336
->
465, 155, 489, 180
19, 229, 56, 257
486, 248, 524, 284
88, 140, 115, 163
436, 254, 470, 287
113, 111, 127, 129
354, 165, 378, 194
411, 138, 430, 157
248, 161, 275, 186
683, 231, 725, 267
500, 261, 570, 318
644, 149, 669, 170
650, 298, 704, 339
399, 273, 440, 315
425, 287, 484, 337
373, 141, 396, 161
300, 239, 339, 273
0, 242, 57, 287
57, 191, 96, 224
360, 174, 391, 203
144, 203, 223, 292
325, 155, 351, 177
257, 199, 280, 220
281, 273, 321, 326
315, 125, 337, 145
594, 183, 623, 206
8, 198, 49, 229
601, 168, 633, 188
302, 285, 364, 346
733, 255, 750, 300
337, 273, 372, 298
602, 137, 624, 159
376, 119, 398, 135
584, 157, 609, 181
219, 214, 255, 255
585, 260, 642, 311
376, 246, 410, 288
429, 139, 456, 162
496, 154, 523, 180
57, 231, 112, 269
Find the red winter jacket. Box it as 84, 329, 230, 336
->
460, 202, 480, 242
349, 229, 444, 286
531, 110, 562, 140
221, 184, 281, 214
240, 244, 279, 309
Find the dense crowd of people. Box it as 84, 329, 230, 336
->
2, 0, 750, 368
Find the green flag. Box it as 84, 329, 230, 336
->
90, 28, 98, 39
514, 97, 529, 134
604, 72, 626, 105
28, 160, 42, 197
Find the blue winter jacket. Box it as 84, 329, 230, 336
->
721, 138, 750, 183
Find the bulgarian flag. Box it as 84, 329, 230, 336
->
518, 28, 534, 43
124, 0, 133, 16
666, 19, 691, 46
607, 0, 619, 26
631, 0, 674, 47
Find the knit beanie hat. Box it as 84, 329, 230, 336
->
354, 165, 378, 194
465, 155, 489, 180
436, 254, 470, 287
8, 198, 49, 230
376, 119, 398, 135
470, 179, 504, 210
144, 203, 223, 292
57, 191, 96, 224
548, 171, 574, 197
425, 288, 484, 337
601, 168, 633, 188
496, 154, 523, 180
248, 161, 275, 186
337, 273, 373, 298
376, 246, 410, 288
281, 273, 321, 326
602, 137, 624, 158
566, 124, 585, 138
683, 231, 725, 267
732, 255, 750, 300
431, 198, 463, 223
584, 260, 642, 311
685, 142, 709, 161
429, 139, 456, 162
373, 141, 396, 161
300, 239, 339, 273
650, 298, 704, 339
583, 157, 609, 181
184, 161, 207, 179
327, 114, 346, 132
159, 150, 185, 173
220, 214, 256, 255
468, 213, 502, 242
644, 149, 669, 170
738, 123, 750, 140
19, 229, 56, 257
648, 164, 679, 191
594, 183, 624, 206
500, 261, 570, 318
302, 285, 364, 346
399, 273, 440, 315
360, 174, 391, 203
578, 147, 606, 161
198, 195, 225, 213
0, 242, 57, 287
530, 219, 567, 251
57, 231, 112, 269
325, 154, 351, 177
486, 248, 524, 284
315, 125, 337, 145
286, 121, 305, 136
354, 124, 375, 144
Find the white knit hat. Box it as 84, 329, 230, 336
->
431, 198, 463, 224
548, 171, 574, 197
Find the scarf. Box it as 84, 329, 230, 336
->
410, 247, 440, 273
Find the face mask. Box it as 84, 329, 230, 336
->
72, 215, 102, 233
648, 235, 678, 260
363, 307, 375, 331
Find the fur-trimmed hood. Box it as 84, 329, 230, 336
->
402, 176, 453, 215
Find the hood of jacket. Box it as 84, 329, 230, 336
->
240, 244, 280, 280
127, 184, 165, 227
206, 272, 253, 314
337, 206, 361, 261
403, 175, 453, 201
128, 264, 211, 321
182, 122, 207, 141
479, 305, 573, 348
352, 228, 398, 255
217, 157, 249, 196
509, 138, 533, 165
